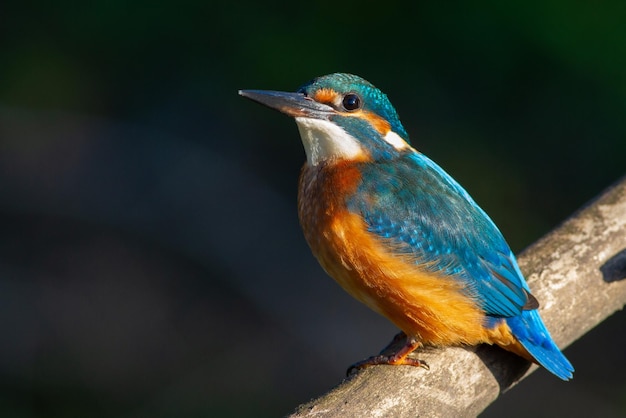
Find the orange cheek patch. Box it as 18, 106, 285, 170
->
313, 88, 339, 105
344, 110, 391, 136
361, 111, 391, 135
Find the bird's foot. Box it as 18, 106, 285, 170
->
347, 333, 429, 375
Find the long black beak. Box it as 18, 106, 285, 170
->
238, 89, 333, 119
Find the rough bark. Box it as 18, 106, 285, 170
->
289, 176, 626, 418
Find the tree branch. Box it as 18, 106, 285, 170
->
289, 176, 626, 418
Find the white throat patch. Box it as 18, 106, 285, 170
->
295, 117, 365, 166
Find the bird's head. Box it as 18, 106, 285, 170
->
240, 73, 411, 166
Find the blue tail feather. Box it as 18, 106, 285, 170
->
506, 310, 574, 380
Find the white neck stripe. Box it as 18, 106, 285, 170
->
382, 130, 409, 150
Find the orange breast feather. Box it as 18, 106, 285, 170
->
298, 161, 525, 351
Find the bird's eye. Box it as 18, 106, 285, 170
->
342, 93, 361, 111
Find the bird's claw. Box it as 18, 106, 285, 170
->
346, 355, 429, 376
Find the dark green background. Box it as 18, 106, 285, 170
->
1, 2, 625, 417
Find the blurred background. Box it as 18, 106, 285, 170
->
1, 1, 625, 417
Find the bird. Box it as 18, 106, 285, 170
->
239, 73, 574, 380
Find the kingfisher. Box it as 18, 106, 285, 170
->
239, 73, 574, 380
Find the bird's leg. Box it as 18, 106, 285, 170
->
347, 332, 429, 375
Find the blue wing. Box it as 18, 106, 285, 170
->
349, 151, 536, 318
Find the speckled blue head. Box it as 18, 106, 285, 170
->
239, 73, 413, 165
298, 73, 410, 143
